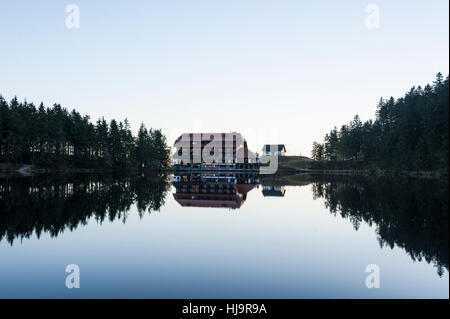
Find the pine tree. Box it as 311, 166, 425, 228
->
311, 73, 449, 170
0, 97, 170, 170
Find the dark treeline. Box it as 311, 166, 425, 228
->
310, 175, 448, 276
0, 96, 170, 170
0, 174, 170, 245
311, 73, 449, 171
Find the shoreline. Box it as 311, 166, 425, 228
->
1, 164, 448, 180
275, 168, 449, 179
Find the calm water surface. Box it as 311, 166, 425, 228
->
0, 173, 448, 298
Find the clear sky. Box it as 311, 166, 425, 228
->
0, 0, 448, 156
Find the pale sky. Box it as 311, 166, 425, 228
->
0, 0, 448, 156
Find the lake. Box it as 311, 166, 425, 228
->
0, 172, 448, 298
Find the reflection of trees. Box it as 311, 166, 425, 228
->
311, 177, 449, 276
0, 174, 170, 245
1, 172, 448, 277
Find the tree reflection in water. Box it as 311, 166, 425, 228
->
0, 174, 170, 245
308, 175, 448, 277
0, 173, 447, 277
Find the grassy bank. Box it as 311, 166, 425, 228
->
275, 156, 448, 179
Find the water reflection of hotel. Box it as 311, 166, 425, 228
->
171, 174, 259, 209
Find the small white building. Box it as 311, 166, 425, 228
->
262, 144, 286, 156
